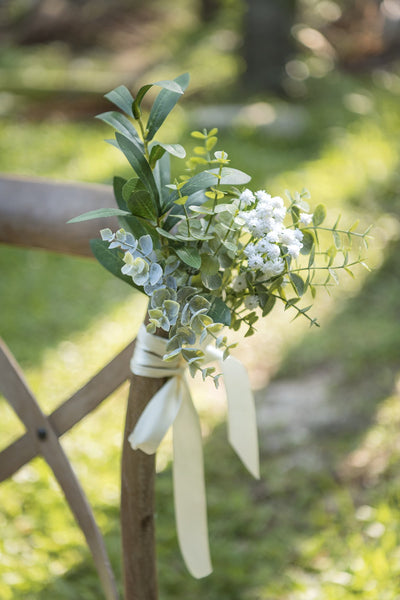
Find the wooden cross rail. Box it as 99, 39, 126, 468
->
0, 338, 133, 600
0, 340, 135, 483
0, 174, 118, 256
0, 175, 160, 600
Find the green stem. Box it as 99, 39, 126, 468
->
306, 225, 368, 238
183, 204, 191, 237
204, 164, 223, 236
138, 118, 150, 162
271, 293, 318, 326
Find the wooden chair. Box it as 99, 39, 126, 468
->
0, 175, 132, 600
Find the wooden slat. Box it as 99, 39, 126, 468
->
0, 175, 118, 257
0, 339, 120, 600
0, 340, 135, 483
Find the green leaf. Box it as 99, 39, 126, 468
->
191, 130, 207, 139
189, 295, 210, 313
201, 271, 222, 290
156, 227, 178, 241
308, 244, 316, 267
260, 294, 276, 317
176, 326, 197, 345
173, 195, 188, 206
164, 167, 250, 211
215, 167, 251, 185
312, 204, 327, 226
114, 177, 160, 246
206, 136, 217, 151
133, 79, 185, 119
333, 230, 341, 249
149, 143, 186, 170
175, 246, 201, 269
205, 294, 232, 327
164, 300, 180, 320
153, 152, 171, 206
289, 273, 305, 296
158, 142, 186, 159
329, 268, 339, 284
115, 132, 160, 212
122, 178, 156, 221
127, 192, 156, 221
146, 73, 190, 141
122, 177, 141, 203
188, 205, 215, 215
201, 254, 219, 275
67, 208, 131, 223
149, 144, 166, 169
95, 111, 142, 147
349, 219, 360, 232
104, 85, 134, 117
89, 239, 139, 289
300, 230, 315, 255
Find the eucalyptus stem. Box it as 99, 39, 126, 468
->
204, 164, 223, 236
306, 225, 369, 238
271, 293, 319, 326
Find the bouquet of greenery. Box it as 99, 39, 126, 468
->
71, 72, 369, 385
68, 73, 372, 590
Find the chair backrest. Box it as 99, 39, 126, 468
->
0, 175, 129, 600
0, 174, 117, 256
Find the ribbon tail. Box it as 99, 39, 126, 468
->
172, 377, 212, 579
128, 377, 182, 454
222, 356, 260, 479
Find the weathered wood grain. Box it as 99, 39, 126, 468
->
0, 175, 118, 256
0, 340, 135, 482
0, 338, 119, 600
120, 328, 168, 600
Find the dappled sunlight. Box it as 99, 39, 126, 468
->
1, 1, 400, 595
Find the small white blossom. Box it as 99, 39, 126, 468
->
255, 190, 271, 203
271, 196, 285, 209
255, 238, 271, 253
261, 257, 285, 278
287, 243, 303, 258
247, 254, 264, 270
214, 150, 228, 160
244, 243, 257, 258
279, 228, 297, 245
232, 273, 247, 292
294, 228, 304, 242
256, 238, 281, 259
300, 212, 313, 225
272, 206, 287, 222
247, 216, 262, 233
239, 189, 256, 207
266, 229, 281, 243
267, 244, 281, 259
244, 295, 259, 310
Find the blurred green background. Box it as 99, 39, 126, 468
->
1, 0, 400, 598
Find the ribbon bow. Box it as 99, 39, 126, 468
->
129, 325, 260, 578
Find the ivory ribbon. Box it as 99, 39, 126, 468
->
129, 325, 260, 579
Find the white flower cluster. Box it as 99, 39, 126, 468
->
237, 189, 308, 279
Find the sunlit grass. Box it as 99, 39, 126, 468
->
2, 62, 400, 598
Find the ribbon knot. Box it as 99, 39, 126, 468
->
129, 325, 259, 578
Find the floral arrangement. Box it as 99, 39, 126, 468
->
70, 73, 370, 384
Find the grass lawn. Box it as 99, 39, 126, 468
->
1, 55, 400, 599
